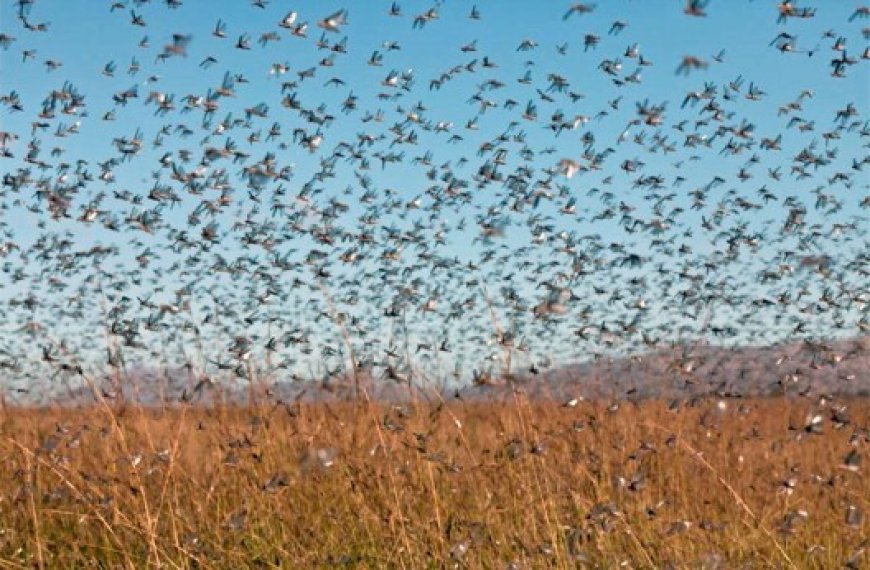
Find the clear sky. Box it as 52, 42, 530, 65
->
0, 1, 867, 400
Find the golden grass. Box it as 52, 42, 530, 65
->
0, 395, 866, 568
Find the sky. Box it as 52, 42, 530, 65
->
0, 0, 868, 400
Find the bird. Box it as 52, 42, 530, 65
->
318, 9, 348, 33
684, 0, 710, 17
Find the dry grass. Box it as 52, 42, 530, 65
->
0, 394, 866, 568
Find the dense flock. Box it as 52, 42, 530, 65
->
0, 1, 868, 403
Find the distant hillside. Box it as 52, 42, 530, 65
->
19, 336, 869, 407
460, 336, 870, 402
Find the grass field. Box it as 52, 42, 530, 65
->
0, 394, 866, 568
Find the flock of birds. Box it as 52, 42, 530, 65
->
0, 0, 868, 403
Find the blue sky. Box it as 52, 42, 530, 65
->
0, 0, 868, 397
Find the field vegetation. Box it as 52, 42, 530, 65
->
0, 394, 866, 568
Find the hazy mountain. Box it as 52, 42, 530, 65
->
16, 336, 866, 407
